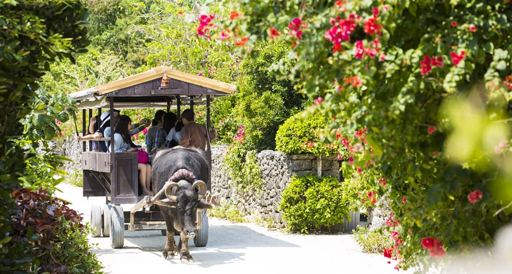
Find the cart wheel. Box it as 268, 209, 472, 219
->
90, 205, 102, 237
110, 205, 125, 248
102, 204, 112, 237
161, 229, 166, 236
193, 211, 208, 247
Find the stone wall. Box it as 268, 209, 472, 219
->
48, 137, 83, 174
211, 145, 341, 228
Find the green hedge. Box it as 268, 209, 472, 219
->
279, 175, 355, 234
276, 111, 338, 156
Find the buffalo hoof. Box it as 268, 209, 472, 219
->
180, 253, 193, 263
162, 249, 177, 259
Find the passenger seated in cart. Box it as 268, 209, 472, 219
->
179, 109, 207, 150
146, 110, 166, 153
153, 112, 177, 151
166, 121, 183, 148
112, 115, 153, 196
77, 110, 150, 152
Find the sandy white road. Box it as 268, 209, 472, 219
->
57, 183, 412, 274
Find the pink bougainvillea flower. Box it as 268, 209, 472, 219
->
314, 96, 323, 105
391, 231, 399, 239
386, 215, 400, 227
79, 82, 84, 86
198, 72, 203, 76
402, 197, 407, 203
142, 128, 148, 134
451, 21, 457, 27
383, 5, 389, 11
342, 137, 350, 147
59, 132, 63, 137
495, 146, 501, 153
383, 247, 393, 259
428, 126, 436, 135
355, 129, 364, 139
408, 229, 413, 234
421, 237, 436, 249
469, 24, 477, 32
354, 40, 365, 59
364, 17, 382, 35
379, 178, 387, 187
499, 140, 507, 148
197, 14, 215, 36
357, 167, 362, 173
219, 29, 231, 41
337, 154, 342, 160
347, 156, 354, 165
468, 190, 483, 203
380, 53, 386, 61
450, 50, 466, 66
504, 75, 512, 90
429, 245, 447, 258
431, 56, 444, 67
269, 28, 279, 39
288, 18, 304, 40
420, 55, 432, 75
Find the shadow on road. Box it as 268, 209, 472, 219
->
106, 222, 299, 268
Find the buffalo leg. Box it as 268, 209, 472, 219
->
161, 208, 177, 259
179, 232, 193, 262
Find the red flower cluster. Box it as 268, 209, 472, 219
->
230, 11, 242, 21
219, 29, 231, 41
233, 126, 245, 144
504, 75, 512, 90
288, 18, 304, 40
269, 28, 279, 39
324, 15, 357, 52
379, 178, 386, 187
420, 55, 444, 75
468, 190, 483, 204
335, 0, 346, 8
428, 126, 436, 135
450, 50, 466, 66
364, 8, 382, 35
386, 215, 400, 227
338, 76, 362, 93
354, 40, 380, 60
383, 247, 393, 258
421, 237, 446, 258
234, 37, 248, 46
469, 24, 477, 32
314, 96, 323, 105
367, 192, 377, 204
197, 14, 215, 36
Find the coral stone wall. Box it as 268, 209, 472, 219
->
211, 145, 341, 228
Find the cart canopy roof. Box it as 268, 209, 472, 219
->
69, 66, 237, 109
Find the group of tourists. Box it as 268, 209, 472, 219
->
77, 108, 208, 196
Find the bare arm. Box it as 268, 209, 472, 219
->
77, 132, 102, 141
88, 117, 97, 134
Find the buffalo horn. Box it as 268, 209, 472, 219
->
192, 180, 207, 201
164, 182, 180, 202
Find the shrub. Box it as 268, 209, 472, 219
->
352, 227, 394, 254
223, 126, 263, 192
276, 111, 339, 156
209, 202, 245, 223
4, 188, 103, 273
279, 174, 355, 234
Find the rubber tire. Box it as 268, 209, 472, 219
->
193, 212, 208, 247
102, 204, 112, 237
90, 205, 102, 237
110, 206, 125, 249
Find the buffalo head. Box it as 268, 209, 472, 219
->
165, 179, 212, 238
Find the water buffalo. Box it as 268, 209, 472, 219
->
152, 146, 213, 262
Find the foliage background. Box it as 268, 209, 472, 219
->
220, 0, 512, 271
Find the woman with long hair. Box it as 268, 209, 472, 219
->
114, 115, 153, 195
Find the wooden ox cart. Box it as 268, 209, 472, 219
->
69, 66, 236, 248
